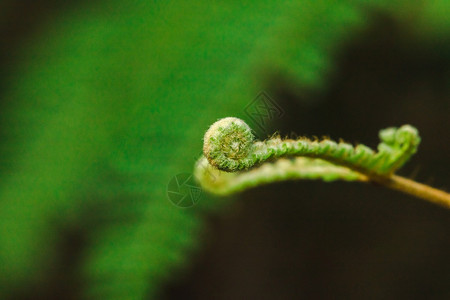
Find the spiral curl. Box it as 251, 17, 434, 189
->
203, 117, 255, 172
202, 117, 421, 176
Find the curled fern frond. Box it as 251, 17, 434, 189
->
201, 117, 420, 175
194, 118, 450, 208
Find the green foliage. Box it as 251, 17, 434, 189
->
0, 0, 442, 299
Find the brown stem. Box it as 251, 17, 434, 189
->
371, 174, 450, 209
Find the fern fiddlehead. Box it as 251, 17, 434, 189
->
195, 117, 450, 208
202, 117, 419, 175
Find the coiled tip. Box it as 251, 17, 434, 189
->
379, 124, 421, 150
203, 117, 254, 172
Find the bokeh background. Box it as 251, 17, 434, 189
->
0, 1, 449, 299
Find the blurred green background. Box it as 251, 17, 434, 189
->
0, 0, 449, 299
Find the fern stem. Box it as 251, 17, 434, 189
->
372, 175, 450, 208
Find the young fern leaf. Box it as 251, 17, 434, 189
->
202, 117, 420, 175
195, 156, 367, 196
195, 117, 450, 208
